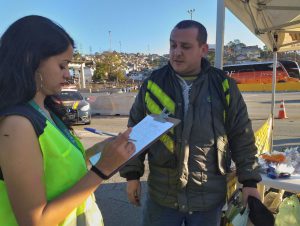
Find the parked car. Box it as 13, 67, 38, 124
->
52, 88, 91, 125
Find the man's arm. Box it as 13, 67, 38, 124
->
119, 81, 149, 206
119, 81, 148, 180
226, 79, 262, 204
226, 79, 261, 186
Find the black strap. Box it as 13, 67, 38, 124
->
90, 165, 110, 180
0, 168, 3, 181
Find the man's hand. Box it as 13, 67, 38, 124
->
127, 180, 141, 206
242, 187, 261, 206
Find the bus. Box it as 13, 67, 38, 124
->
223, 61, 300, 84
279, 60, 300, 79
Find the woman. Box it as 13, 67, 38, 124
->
0, 15, 135, 226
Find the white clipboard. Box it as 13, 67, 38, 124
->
90, 111, 181, 178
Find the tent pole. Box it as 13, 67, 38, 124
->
215, 0, 225, 69
270, 51, 278, 151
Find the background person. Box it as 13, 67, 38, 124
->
0, 15, 135, 226
120, 20, 261, 226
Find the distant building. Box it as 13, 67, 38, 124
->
241, 45, 261, 58
208, 44, 216, 52
127, 74, 145, 81
83, 67, 94, 82
236, 54, 248, 61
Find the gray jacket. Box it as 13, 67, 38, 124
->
120, 59, 261, 212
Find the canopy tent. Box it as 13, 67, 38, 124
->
215, 0, 300, 150
225, 0, 300, 52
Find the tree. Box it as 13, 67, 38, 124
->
93, 62, 109, 81
207, 51, 215, 65
92, 52, 126, 83
73, 50, 82, 61
224, 39, 246, 64
260, 45, 272, 60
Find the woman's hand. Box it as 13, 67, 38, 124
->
95, 128, 135, 176
85, 137, 114, 160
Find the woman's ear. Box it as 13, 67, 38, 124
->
35, 71, 43, 91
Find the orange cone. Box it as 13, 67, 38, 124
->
277, 100, 288, 119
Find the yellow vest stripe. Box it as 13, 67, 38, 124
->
147, 80, 175, 114
145, 92, 162, 114
145, 91, 174, 153
222, 79, 230, 122
145, 92, 175, 137
159, 134, 174, 153
222, 79, 230, 105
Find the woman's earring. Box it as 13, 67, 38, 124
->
36, 72, 43, 91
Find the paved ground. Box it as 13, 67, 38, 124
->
74, 92, 300, 226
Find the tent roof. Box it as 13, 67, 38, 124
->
225, 0, 300, 52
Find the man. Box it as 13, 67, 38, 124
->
120, 20, 261, 226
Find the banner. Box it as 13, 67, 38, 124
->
254, 116, 272, 154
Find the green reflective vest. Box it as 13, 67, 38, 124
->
0, 104, 103, 226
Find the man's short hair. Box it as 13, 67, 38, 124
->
174, 20, 207, 45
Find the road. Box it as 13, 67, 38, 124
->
74, 92, 300, 226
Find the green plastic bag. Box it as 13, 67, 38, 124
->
275, 195, 300, 226
224, 189, 250, 226
231, 207, 249, 226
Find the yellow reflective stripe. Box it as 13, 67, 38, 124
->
222, 79, 229, 91
222, 79, 230, 106
147, 80, 175, 114
145, 91, 174, 153
72, 101, 79, 110
76, 194, 94, 216
225, 95, 230, 106
145, 92, 174, 134
222, 79, 230, 123
76, 202, 86, 216
145, 92, 174, 131
145, 92, 162, 114
160, 134, 174, 153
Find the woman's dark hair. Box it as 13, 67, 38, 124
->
0, 15, 74, 126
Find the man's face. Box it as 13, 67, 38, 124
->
169, 27, 208, 76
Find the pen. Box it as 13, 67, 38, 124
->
84, 127, 136, 142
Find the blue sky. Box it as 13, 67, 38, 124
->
0, 0, 265, 55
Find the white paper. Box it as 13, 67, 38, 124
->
128, 115, 174, 158
90, 115, 176, 166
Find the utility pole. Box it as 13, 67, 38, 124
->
108, 30, 112, 51
187, 9, 195, 20
79, 43, 83, 54
119, 41, 122, 53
